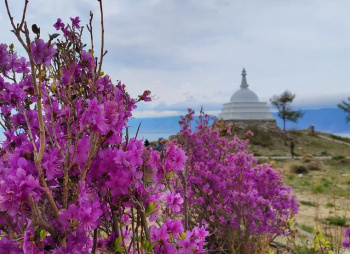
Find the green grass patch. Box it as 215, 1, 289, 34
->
324, 216, 350, 226
296, 246, 314, 254
326, 202, 335, 208
322, 180, 332, 188
299, 224, 314, 233
300, 180, 311, 187
287, 175, 295, 181
299, 200, 316, 207
312, 184, 324, 193
332, 155, 345, 160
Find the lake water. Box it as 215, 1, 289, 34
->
132, 131, 350, 142
128, 132, 177, 142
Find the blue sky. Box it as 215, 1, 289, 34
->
1, 0, 350, 117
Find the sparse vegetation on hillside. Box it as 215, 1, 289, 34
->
245, 129, 350, 157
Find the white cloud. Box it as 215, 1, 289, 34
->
1, 0, 350, 118
131, 110, 183, 118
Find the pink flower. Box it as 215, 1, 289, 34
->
30, 39, 56, 66
53, 18, 64, 30
178, 235, 197, 254
165, 218, 184, 235
165, 190, 183, 213
150, 225, 169, 242
246, 130, 254, 137
70, 16, 81, 29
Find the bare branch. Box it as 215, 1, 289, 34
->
19, 0, 29, 31
135, 121, 142, 139
97, 0, 105, 76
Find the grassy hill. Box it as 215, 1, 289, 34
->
243, 129, 350, 158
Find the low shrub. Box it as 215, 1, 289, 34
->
306, 161, 322, 171
177, 110, 299, 253
290, 164, 308, 174
331, 155, 348, 165
321, 150, 329, 156
302, 154, 313, 162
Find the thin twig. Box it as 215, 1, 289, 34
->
97, 0, 105, 76
19, 0, 29, 31
135, 121, 142, 139
4, 0, 29, 52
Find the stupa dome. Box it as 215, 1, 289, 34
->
230, 88, 259, 102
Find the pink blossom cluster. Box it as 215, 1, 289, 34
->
0, 4, 300, 253
174, 109, 299, 252
0, 15, 207, 254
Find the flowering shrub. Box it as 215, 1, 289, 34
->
0, 1, 300, 254
0, 1, 207, 253
174, 109, 299, 253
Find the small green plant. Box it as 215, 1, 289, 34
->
287, 175, 295, 181
322, 180, 332, 188
326, 202, 335, 208
300, 180, 311, 187
312, 184, 324, 193
253, 152, 262, 156
312, 226, 332, 253
332, 155, 345, 160
300, 200, 316, 207
324, 216, 350, 226
300, 224, 314, 233
321, 150, 329, 156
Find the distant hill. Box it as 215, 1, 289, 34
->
275, 108, 349, 133
128, 108, 350, 140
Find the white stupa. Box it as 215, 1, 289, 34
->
219, 69, 274, 120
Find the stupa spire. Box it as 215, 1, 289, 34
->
240, 68, 249, 89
